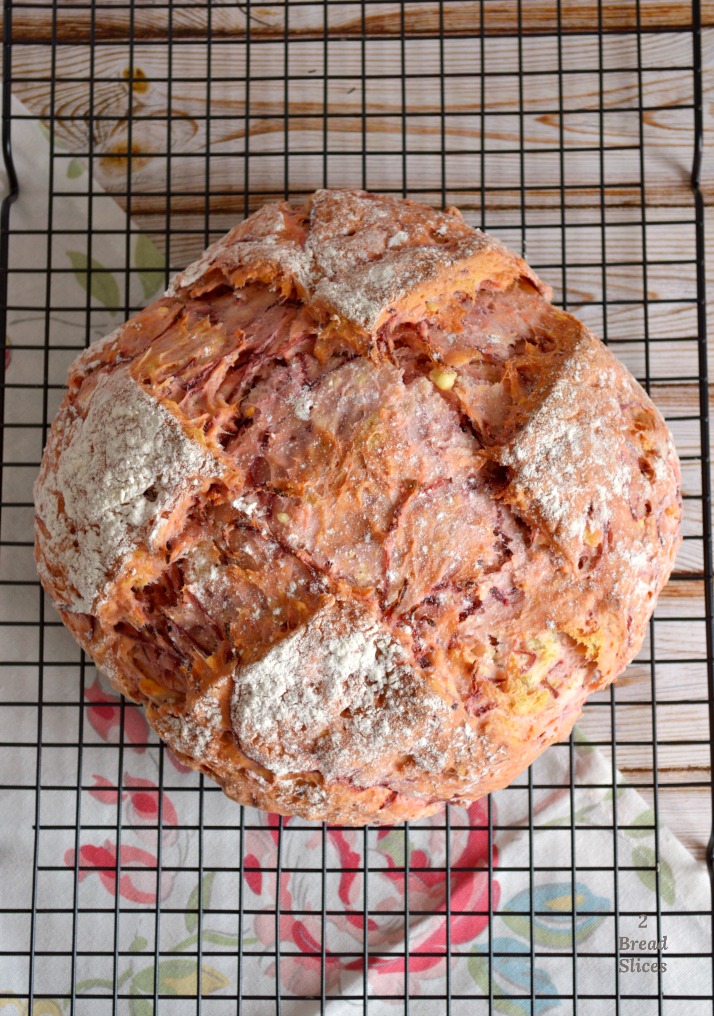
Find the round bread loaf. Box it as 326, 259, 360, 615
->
34, 190, 682, 825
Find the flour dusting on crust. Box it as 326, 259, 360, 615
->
165, 189, 548, 334
313, 236, 491, 331
231, 600, 444, 779
34, 370, 221, 612
499, 334, 636, 557
151, 691, 224, 761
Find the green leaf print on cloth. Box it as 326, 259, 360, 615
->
134, 232, 165, 300
185, 870, 216, 932
632, 845, 676, 905
131, 958, 229, 1002
624, 808, 656, 838
66, 250, 120, 314
67, 158, 85, 179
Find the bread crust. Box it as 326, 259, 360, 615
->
34, 190, 681, 825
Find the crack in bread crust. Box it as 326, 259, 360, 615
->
35, 190, 682, 825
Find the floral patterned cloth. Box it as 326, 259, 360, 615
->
0, 98, 711, 1015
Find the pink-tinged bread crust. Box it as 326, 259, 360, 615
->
34, 190, 682, 825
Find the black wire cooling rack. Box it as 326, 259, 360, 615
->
0, 1, 712, 1013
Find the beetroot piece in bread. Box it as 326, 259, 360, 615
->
34, 190, 681, 825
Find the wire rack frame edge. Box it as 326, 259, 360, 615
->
0, 0, 712, 1013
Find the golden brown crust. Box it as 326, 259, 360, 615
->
34, 190, 681, 825
168, 189, 550, 338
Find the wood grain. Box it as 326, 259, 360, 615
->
8, 29, 713, 208
6, 1, 714, 44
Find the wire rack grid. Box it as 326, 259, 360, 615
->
0, 1, 712, 1014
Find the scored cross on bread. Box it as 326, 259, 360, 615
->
34, 190, 681, 825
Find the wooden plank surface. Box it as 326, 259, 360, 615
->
7, 0, 714, 43
8, 28, 714, 207
3, 7, 713, 861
